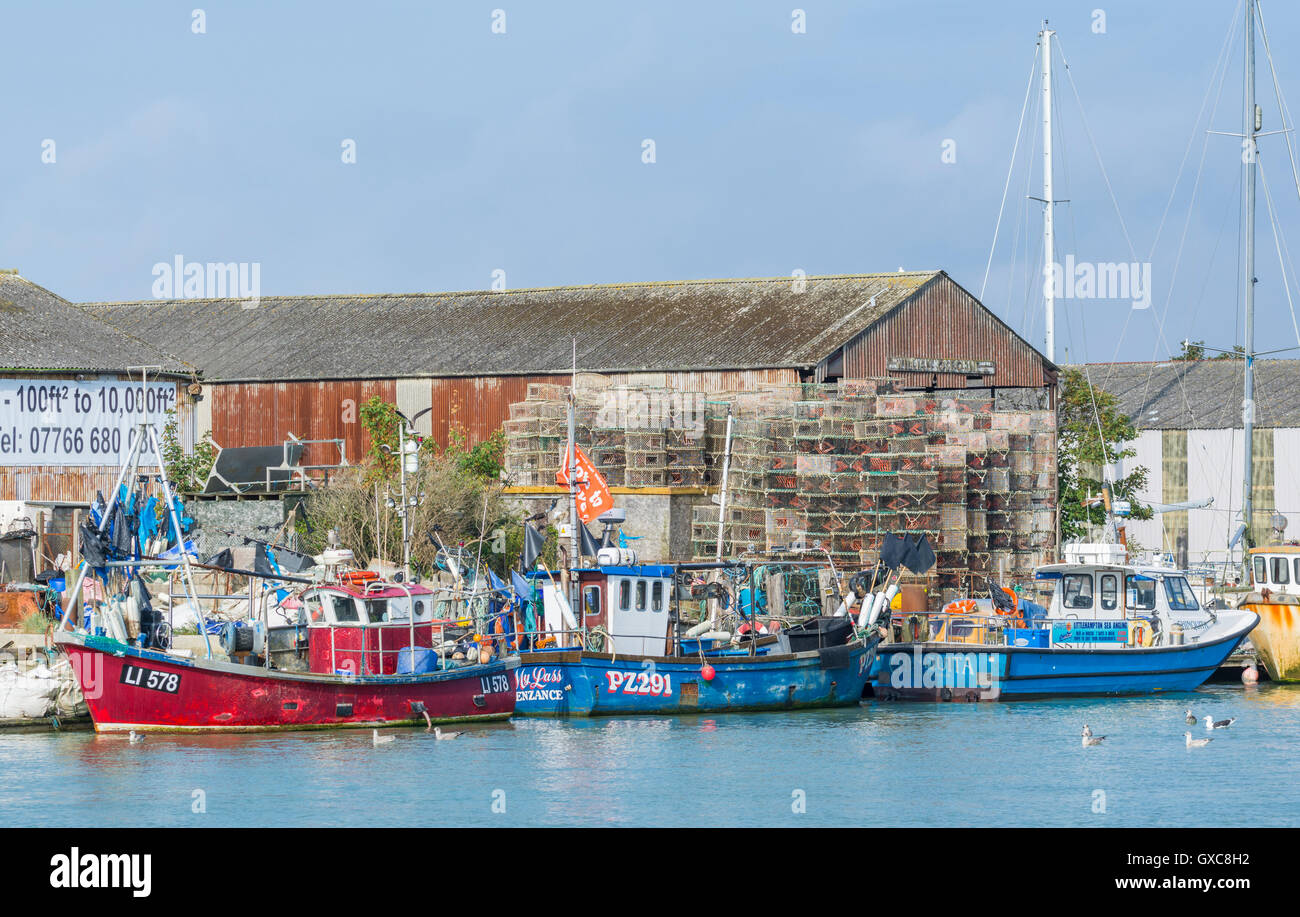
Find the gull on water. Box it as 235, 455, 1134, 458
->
372, 730, 395, 745
1185, 709, 1197, 725
434, 727, 463, 740
1081, 725, 1106, 747
1185, 732, 1213, 748
128, 731, 145, 744
1204, 715, 1236, 730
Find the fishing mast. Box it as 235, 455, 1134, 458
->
1242, 0, 1259, 571
1040, 22, 1057, 363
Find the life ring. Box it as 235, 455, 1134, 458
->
1129, 620, 1154, 648
942, 599, 978, 616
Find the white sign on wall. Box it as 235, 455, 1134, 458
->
0, 379, 177, 466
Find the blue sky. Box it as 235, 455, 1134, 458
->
2, 0, 1297, 365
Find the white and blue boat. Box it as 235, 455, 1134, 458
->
873, 542, 1258, 701
511, 562, 878, 716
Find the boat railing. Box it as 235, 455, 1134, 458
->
887, 611, 1026, 647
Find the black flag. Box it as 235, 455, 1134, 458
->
580, 523, 601, 558
521, 523, 545, 571
903, 534, 936, 575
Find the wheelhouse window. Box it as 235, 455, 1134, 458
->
1126, 575, 1156, 611
583, 585, 602, 617
618, 579, 631, 611
651, 581, 664, 612
1164, 576, 1200, 611
1254, 556, 1268, 586
1061, 573, 1094, 610
364, 599, 391, 623
635, 580, 647, 611
330, 594, 359, 623
1099, 574, 1118, 611
1271, 556, 1291, 585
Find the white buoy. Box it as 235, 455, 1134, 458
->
1242, 664, 1259, 685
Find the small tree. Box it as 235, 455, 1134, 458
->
160, 410, 218, 493
1058, 368, 1152, 540
304, 399, 516, 573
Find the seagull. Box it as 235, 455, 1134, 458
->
1185, 732, 1213, 748
128, 731, 145, 744
433, 727, 463, 740
372, 729, 395, 745
1185, 709, 1197, 725
1081, 725, 1106, 747
1204, 715, 1237, 730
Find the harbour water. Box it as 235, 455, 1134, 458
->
4, 683, 1297, 828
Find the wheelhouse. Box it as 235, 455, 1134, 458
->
1035, 563, 1201, 621
1247, 545, 1300, 593
300, 582, 456, 676
535, 565, 675, 655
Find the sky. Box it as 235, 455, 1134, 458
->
2, 0, 1298, 366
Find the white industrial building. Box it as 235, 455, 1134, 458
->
1083, 359, 1300, 574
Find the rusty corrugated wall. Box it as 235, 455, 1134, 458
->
207, 370, 802, 455
840, 275, 1054, 391
209, 380, 397, 466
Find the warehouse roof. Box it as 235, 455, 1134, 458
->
0, 273, 191, 375
1077, 359, 1300, 429
80, 271, 955, 382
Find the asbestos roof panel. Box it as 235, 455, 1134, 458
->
0, 273, 191, 375
80, 272, 942, 382
1076, 359, 1300, 429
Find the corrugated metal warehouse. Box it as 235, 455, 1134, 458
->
1084, 359, 1300, 573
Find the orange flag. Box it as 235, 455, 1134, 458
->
556, 445, 613, 524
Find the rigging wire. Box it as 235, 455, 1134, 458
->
981, 47, 1041, 302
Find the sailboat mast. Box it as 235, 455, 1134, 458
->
1243, 0, 1258, 566
1041, 22, 1057, 363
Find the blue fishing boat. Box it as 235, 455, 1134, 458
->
510, 562, 878, 716
872, 543, 1258, 701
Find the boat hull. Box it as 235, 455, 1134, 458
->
57, 633, 517, 733
513, 637, 877, 716
873, 614, 1257, 701
1240, 599, 1300, 681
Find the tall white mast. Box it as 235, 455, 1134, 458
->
1242, 0, 1258, 565
1040, 22, 1057, 363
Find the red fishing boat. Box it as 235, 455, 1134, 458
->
57, 574, 518, 733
